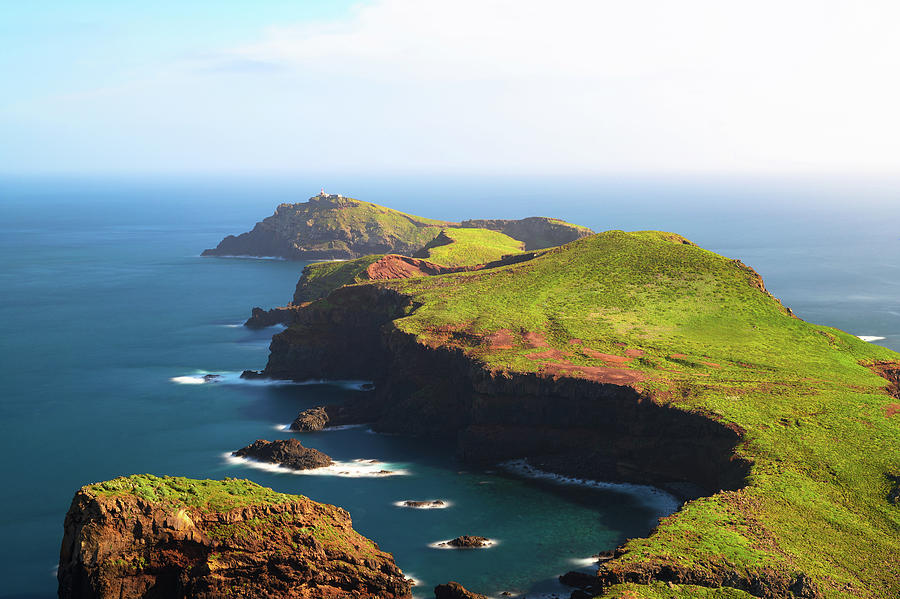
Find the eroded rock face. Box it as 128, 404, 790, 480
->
232, 438, 333, 470
58, 476, 412, 599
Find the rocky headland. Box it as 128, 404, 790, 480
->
201, 193, 592, 261
232, 438, 333, 470
57, 475, 411, 599
247, 229, 900, 598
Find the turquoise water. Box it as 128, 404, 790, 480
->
1, 175, 898, 598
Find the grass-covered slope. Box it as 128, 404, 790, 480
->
374, 231, 900, 598
292, 255, 386, 303
291, 228, 528, 302
414, 227, 525, 267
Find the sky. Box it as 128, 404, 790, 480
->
2, 0, 900, 176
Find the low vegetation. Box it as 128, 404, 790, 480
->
88, 474, 301, 513
415, 227, 524, 267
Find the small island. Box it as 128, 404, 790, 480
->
201, 191, 593, 261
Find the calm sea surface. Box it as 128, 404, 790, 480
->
1, 175, 898, 598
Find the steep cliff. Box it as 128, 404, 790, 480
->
58, 475, 411, 599
257, 231, 900, 598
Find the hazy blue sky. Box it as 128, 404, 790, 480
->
3, 1, 899, 175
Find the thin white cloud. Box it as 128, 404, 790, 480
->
5, 0, 900, 174
214, 0, 900, 173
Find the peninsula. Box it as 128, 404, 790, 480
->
250, 228, 900, 598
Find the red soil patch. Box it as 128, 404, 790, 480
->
624, 348, 645, 357
365, 255, 468, 280
581, 348, 633, 365
486, 329, 516, 350
670, 353, 688, 359
701, 361, 722, 368
539, 362, 644, 385
568, 338, 583, 345
885, 404, 900, 417
527, 349, 573, 361
523, 331, 550, 348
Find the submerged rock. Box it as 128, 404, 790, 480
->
434, 581, 489, 599
58, 474, 411, 599
232, 438, 333, 470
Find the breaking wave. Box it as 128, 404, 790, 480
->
393, 499, 452, 509
857, 335, 887, 342
170, 371, 372, 389
224, 453, 409, 477
501, 459, 681, 517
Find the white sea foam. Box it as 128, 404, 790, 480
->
501, 459, 681, 517
429, 538, 498, 549
170, 375, 208, 385
170, 371, 372, 389
224, 453, 409, 477
278, 423, 368, 433
393, 499, 452, 509
568, 556, 601, 568
857, 335, 887, 342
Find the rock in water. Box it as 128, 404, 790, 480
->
57, 475, 411, 599
434, 581, 489, 599
232, 438, 333, 470
401, 500, 445, 508
439, 536, 491, 548
290, 406, 330, 431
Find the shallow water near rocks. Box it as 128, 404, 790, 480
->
1, 175, 899, 599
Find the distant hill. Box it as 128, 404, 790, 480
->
202, 193, 593, 260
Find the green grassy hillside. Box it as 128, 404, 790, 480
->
415, 227, 525, 267
292, 255, 385, 303
374, 231, 900, 598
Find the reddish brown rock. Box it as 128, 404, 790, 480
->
57, 476, 412, 599
232, 438, 333, 470
434, 581, 489, 599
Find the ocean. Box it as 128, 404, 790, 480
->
1, 174, 897, 598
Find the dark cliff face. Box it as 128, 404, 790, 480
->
58, 482, 411, 599
261, 286, 750, 497
460, 217, 593, 250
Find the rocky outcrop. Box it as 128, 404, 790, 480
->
433, 582, 488, 599
460, 217, 593, 250
244, 306, 304, 328
399, 500, 445, 508
291, 406, 331, 431
58, 475, 411, 599
438, 536, 491, 548
232, 438, 333, 470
